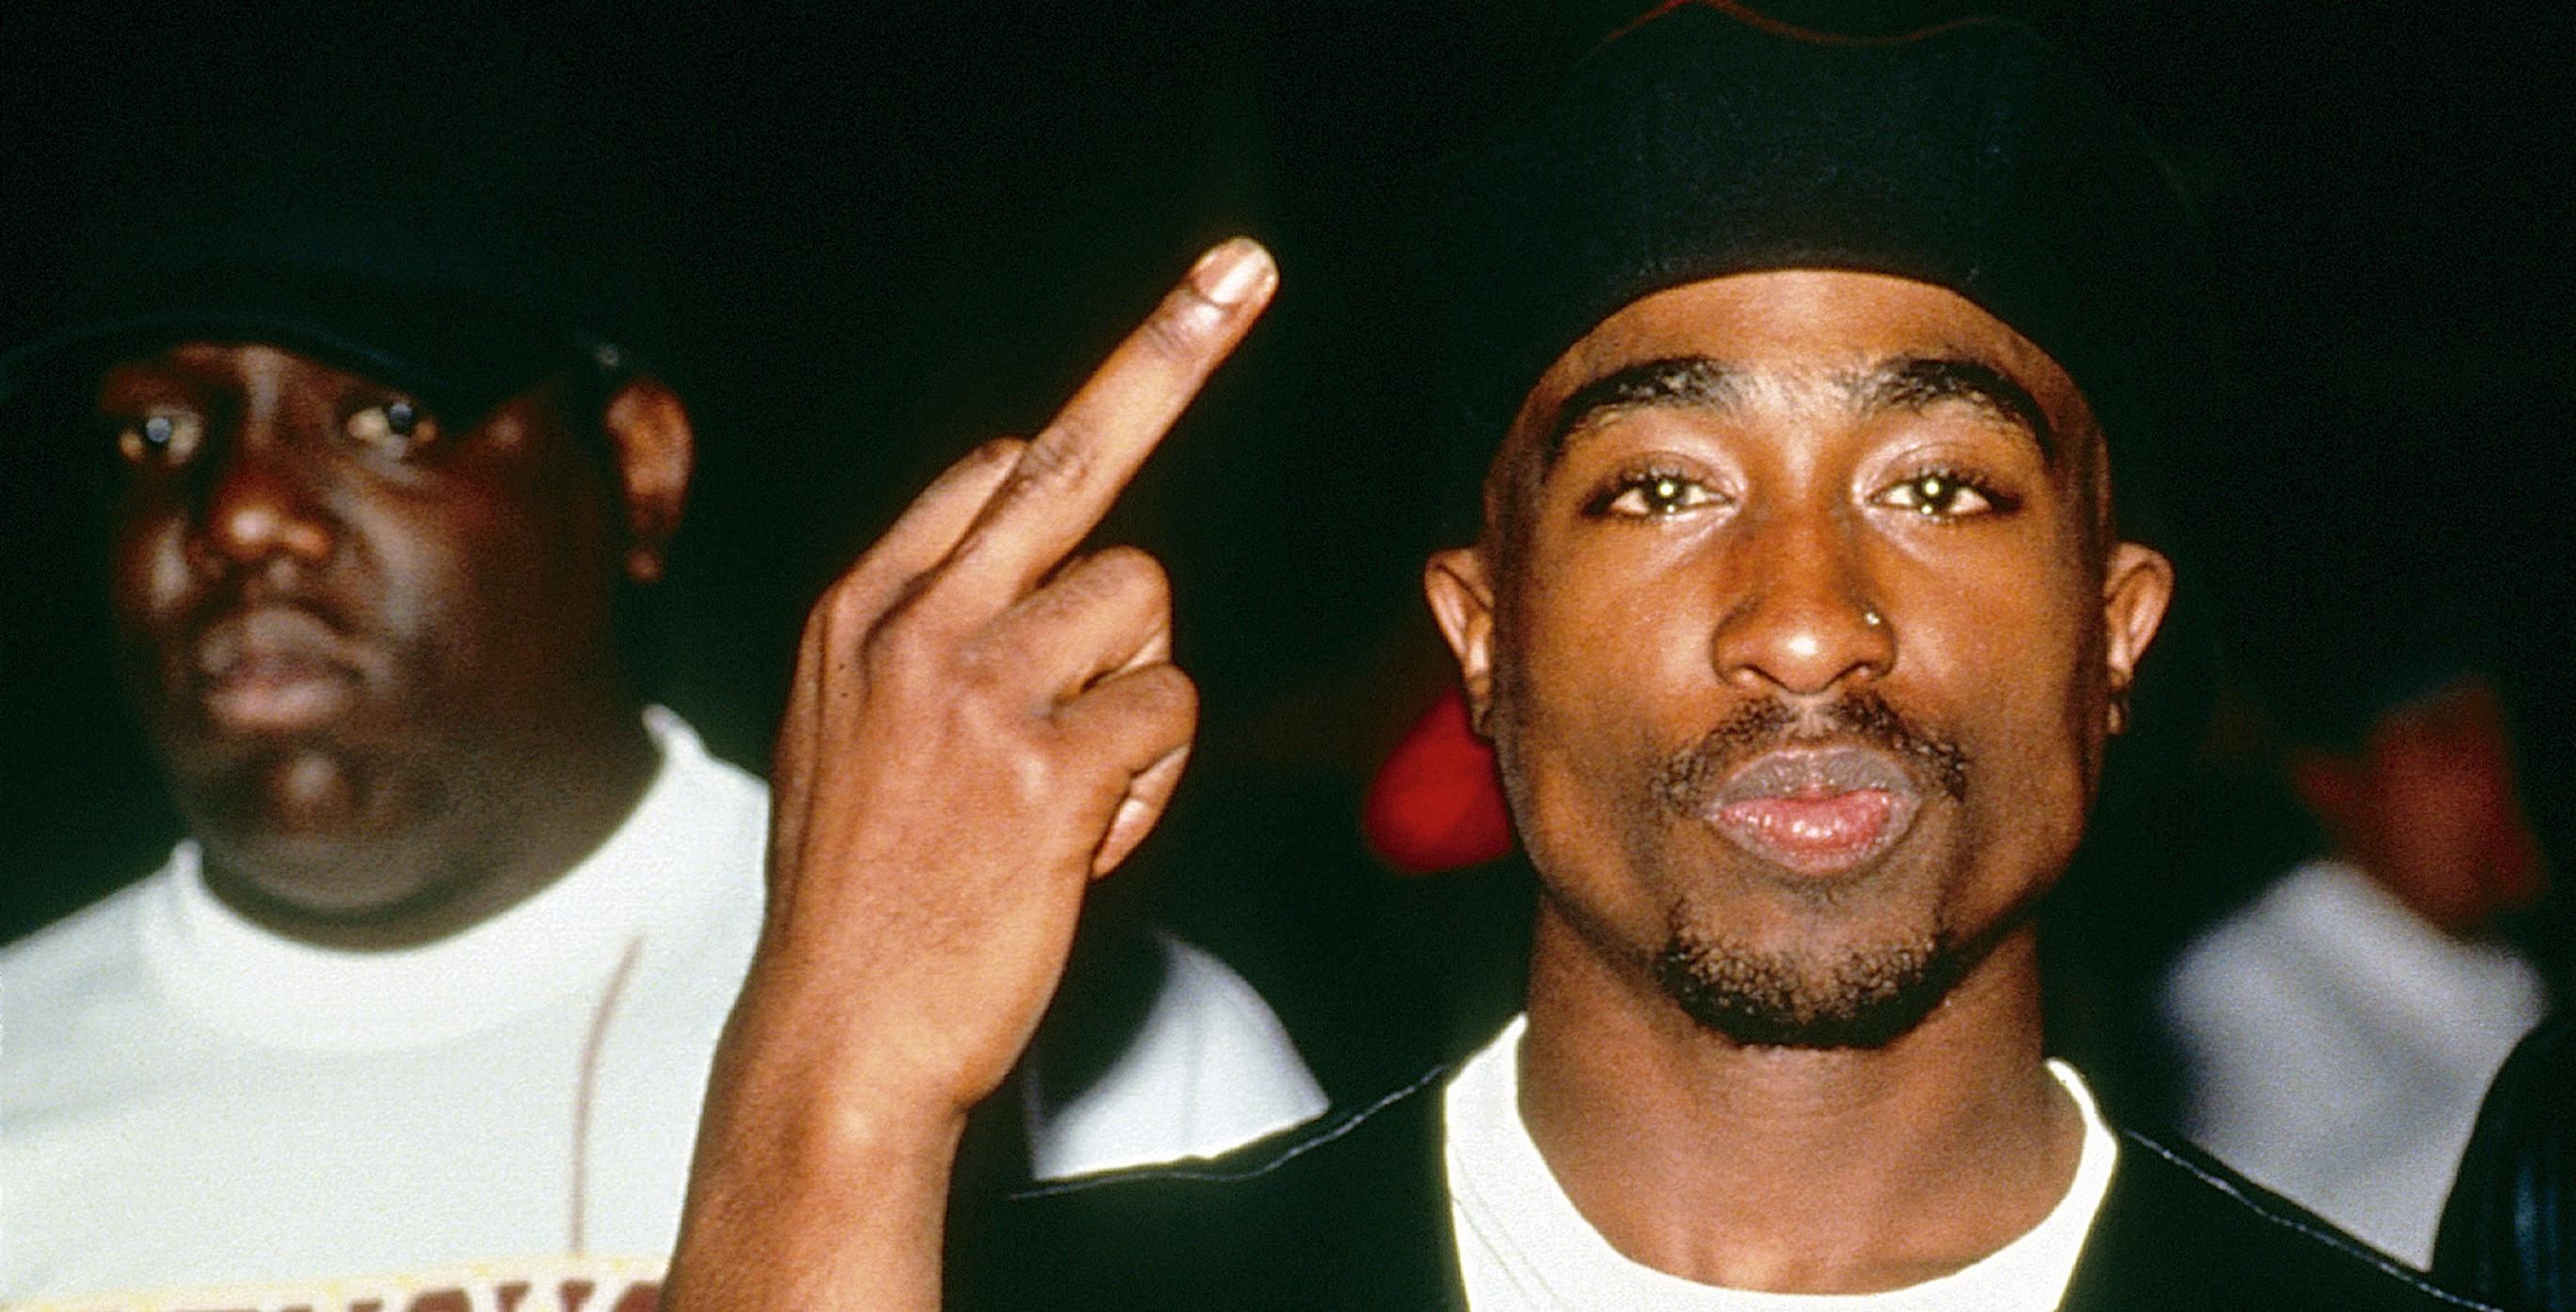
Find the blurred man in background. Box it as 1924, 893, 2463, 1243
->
0, 23, 1319, 1309
2162, 642, 2552, 1265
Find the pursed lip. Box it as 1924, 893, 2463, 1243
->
190, 607, 363, 734
1698, 744, 1925, 877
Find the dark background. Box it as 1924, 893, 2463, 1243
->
5, 1, 2571, 1109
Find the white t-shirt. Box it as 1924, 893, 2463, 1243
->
1444, 1015, 2117, 1312
1, 709, 1325, 1311
2161, 858, 2545, 1266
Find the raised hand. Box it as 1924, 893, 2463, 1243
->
666, 239, 1278, 1311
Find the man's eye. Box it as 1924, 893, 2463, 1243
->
1600, 473, 1719, 517
343, 399, 438, 458
1877, 471, 2006, 519
115, 413, 203, 466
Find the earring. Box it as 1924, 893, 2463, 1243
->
2106, 684, 2131, 735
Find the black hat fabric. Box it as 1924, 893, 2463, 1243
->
1421, 2, 2209, 540
1, 207, 616, 424
0, 27, 659, 424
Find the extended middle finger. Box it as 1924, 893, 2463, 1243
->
934, 238, 1276, 606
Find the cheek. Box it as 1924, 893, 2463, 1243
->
373, 476, 618, 690
1491, 565, 1701, 881
1908, 563, 2103, 851
108, 512, 195, 641
1496, 553, 1694, 747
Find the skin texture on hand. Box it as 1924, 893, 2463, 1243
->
663, 239, 1277, 1311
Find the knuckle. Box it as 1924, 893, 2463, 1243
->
1135, 299, 1210, 365
921, 436, 1029, 504
1009, 430, 1091, 493
823, 571, 872, 617
855, 611, 939, 681
1122, 663, 1197, 725
818, 575, 881, 641
947, 633, 1023, 696
1155, 665, 1200, 723
971, 435, 1029, 468
1090, 545, 1168, 604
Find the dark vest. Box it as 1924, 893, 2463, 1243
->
2438, 1008, 2576, 1311
951, 1060, 2494, 1310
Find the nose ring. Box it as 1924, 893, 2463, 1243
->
1862, 607, 1886, 628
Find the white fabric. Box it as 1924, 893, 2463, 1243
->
0, 708, 1325, 1309
1023, 931, 1328, 1181
2160, 857, 2545, 1267
1444, 1015, 2117, 1312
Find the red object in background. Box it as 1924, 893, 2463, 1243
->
1364, 687, 1516, 874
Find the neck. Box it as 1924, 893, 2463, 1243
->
1516, 906, 2079, 1294
196, 699, 662, 951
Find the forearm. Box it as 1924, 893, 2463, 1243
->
664, 1004, 971, 1311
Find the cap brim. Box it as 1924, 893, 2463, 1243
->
0, 262, 572, 423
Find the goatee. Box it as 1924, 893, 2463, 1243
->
1650, 921, 1967, 1049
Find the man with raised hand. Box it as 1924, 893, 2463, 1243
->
666, 8, 2488, 1309
0, 61, 1321, 1306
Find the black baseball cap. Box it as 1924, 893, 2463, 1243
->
0, 29, 661, 424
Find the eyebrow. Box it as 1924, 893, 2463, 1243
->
1541, 351, 2054, 466
1856, 356, 2053, 459
1543, 356, 1742, 462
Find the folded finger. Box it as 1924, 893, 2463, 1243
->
977, 545, 1173, 704
820, 437, 1027, 646
1094, 744, 1190, 877
1051, 662, 1199, 804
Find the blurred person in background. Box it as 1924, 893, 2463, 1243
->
2161, 606, 2553, 1266
0, 18, 1319, 1309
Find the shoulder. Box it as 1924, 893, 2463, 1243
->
2064, 1125, 2498, 1311
1, 872, 168, 1117
957, 1065, 1459, 1309
0, 872, 157, 1010
1133, 929, 1323, 1107
2163, 863, 2350, 985
1023, 1054, 1445, 1198
644, 706, 771, 827
1022, 929, 1329, 1180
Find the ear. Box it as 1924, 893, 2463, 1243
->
601, 376, 695, 584
2099, 541, 2174, 733
1425, 547, 1499, 736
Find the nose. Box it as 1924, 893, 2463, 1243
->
187, 427, 336, 575
1709, 503, 1895, 696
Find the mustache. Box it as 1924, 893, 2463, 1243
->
180, 568, 359, 643
193, 604, 359, 678
1654, 692, 1969, 812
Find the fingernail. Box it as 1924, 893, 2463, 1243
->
1189, 238, 1272, 307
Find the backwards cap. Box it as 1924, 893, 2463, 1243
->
1419, 2, 2210, 543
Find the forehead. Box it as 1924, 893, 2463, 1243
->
94, 340, 398, 398
87, 338, 585, 450
1514, 271, 2096, 453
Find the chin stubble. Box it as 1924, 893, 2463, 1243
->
1649, 918, 1969, 1050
